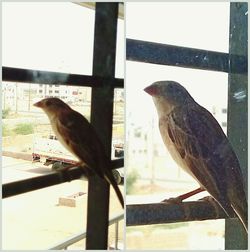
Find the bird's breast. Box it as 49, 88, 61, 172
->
50, 117, 74, 155
159, 116, 199, 181
159, 117, 185, 167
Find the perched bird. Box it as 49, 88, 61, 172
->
144, 81, 247, 232
34, 98, 124, 208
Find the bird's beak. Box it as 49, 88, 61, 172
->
33, 100, 43, 108
144, 85, 158, 96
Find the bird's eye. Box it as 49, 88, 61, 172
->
168, 84, 174, 92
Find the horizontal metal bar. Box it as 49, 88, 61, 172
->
2, 166, 84, 198
2, 67, 124, 88
127, 39, 247, 74
126, 200, 234, 226
2, 159, 123, 198
48, 213, 124, 250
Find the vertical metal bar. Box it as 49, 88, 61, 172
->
86, 3, 118, 250
225, 2, 248, 250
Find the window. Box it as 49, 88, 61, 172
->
126, 2, 246, 250
2, 3, 124, 250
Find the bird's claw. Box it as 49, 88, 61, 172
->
198, 196, 221, 218
161, 196, 183, 204
198, 196, 215, 202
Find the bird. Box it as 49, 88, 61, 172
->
144, 80, 248, 232
34, 97, 124, 208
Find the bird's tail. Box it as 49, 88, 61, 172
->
104, 170, 124, 208
218, 195, 247, 233
232, 197, 248, 233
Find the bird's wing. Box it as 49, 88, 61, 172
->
56, 109, 105, 178
166, 102, 244, 213
56, 109, 124, 207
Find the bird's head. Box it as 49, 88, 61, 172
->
144, 81, 194, 115
34, 98, 71, 117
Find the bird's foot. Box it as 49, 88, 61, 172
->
55, 162, 93, 178
198, 196, 220, 218
161, 196, 183, 204
55, 162, 82, 171
161, 188, 205, 204
198, 196, 214, 202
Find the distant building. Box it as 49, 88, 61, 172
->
2, 82, 92, 112
2, 82, 16, 110
114, 89, 124, 102
212, 106, 227, 133
3, 82, 39, 111
36, 84, 91, 103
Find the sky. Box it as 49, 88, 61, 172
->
126, 2, 230, 52
2, 2, 124, 78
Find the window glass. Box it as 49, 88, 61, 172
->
126, 2, 229, 250
127, 2, 230, 52
2, 2, 95, 74
2, 2, 124, 249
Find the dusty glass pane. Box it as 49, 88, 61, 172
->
126, 2, 229, 249
2, 2, 94, 75
127, 2, 230, 53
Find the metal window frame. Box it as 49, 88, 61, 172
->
2, 2, 124, 250
126, 2, 247, 250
